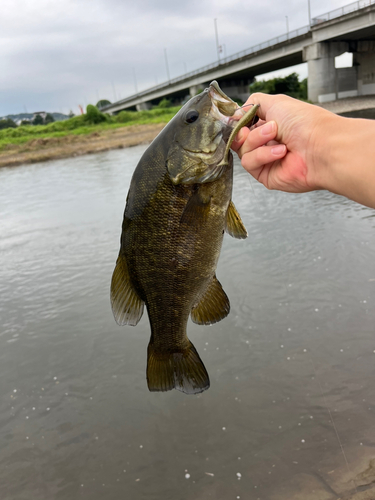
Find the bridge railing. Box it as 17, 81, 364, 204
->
158, 24, 310, 83
169, 0, 374, 83
220, 25, 310, 64
104, 0, 375, 108
312, 0, 375, 25
109, 24, 311, 106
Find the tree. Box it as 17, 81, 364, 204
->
157, 98, 171, 109
32, 114, 44, 125
44, 113, 55, 124
299, 78, 308, 100
96, 99, 111, 110
0, 118, 17, 130
274, 73, 300, 95
85, 104, 107, 124
249, 72, 307, 100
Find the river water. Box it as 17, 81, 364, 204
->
1, 145, 375, 500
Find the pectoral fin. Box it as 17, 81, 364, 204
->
191, 275, 230, 325
226, 200, 248, 239
110, 254, 144, 326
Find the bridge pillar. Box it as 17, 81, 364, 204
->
136, 102, 152, 111
303, 42, 349, 103
220, 81, 252, 103
355, 41, 375, 96
189, 84, 204, 97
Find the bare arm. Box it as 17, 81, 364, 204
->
232, 93, 375, 209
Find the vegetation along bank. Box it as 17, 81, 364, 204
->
0, 102, 179, 168
0, 73, 307, 168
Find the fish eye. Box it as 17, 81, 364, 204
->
185, 110, 199, 124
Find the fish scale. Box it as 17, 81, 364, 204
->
110, 81, 258, 394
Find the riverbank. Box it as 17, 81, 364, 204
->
0, 122, 166, 168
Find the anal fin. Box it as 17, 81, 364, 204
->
226, 200, 248, 239
110, 254, 144, 326
191, 275, 230, 325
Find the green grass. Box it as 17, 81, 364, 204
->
0, 106, 181, 151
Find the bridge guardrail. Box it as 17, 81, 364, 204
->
108, 25, 311, 107
312, 0, 375, 25
104, 0, 375, 109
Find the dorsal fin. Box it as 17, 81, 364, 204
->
110, 254, 144, 326
226, 200, 248, 239
191, 275, 230, 325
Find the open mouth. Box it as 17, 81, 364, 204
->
208, 81, 255, 128
209, 81, 238, 118
207, 81, 260, 167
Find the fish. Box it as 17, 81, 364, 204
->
110, 81, 258, 394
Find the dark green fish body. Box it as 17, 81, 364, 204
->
111, 82, 258, 394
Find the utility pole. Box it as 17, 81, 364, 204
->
286, 16, 289, 38
308, 0, 312, 26
214, 18, 220, 64
111, 81, 117, 102
164, 48, 170, 82
133, 67, 138, 94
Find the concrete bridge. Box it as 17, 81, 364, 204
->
103, 0, 375, 114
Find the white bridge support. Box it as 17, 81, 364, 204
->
189, 84, 204, 97
303, 42, 349, 102
136, 102, 152, 111
304, 40, 375, 103
356, 40, 375, 96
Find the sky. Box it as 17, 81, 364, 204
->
1, 0, 352, 116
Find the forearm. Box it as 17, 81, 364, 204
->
316, 114, 375, 209
234, 93, 375, 208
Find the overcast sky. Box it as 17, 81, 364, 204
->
1, 0, 350, 116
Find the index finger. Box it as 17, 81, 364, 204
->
242, 92, 278, 122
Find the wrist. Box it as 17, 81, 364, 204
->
313, 113, 375, 208
309, 111, 345, 192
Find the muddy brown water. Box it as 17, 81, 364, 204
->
1, 145, 375, 500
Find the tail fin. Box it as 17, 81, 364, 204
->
147, 341, 210, 394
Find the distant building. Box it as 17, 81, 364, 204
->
16, 118, 30, 126
32, 111, 47, 120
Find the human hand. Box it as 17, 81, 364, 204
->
231, 93, 334, 193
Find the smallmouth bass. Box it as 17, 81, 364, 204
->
110, 81, 258, 394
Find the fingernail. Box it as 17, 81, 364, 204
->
260, 121, 275, 135
271, 144, 286, 155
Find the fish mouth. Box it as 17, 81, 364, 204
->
207, 81, 259, 167
208, 81, 251, 128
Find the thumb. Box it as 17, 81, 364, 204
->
244, 92, 280, 122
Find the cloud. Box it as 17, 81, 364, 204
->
0, 0, 348, 115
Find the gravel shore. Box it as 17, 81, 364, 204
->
0, 123, 165, 168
